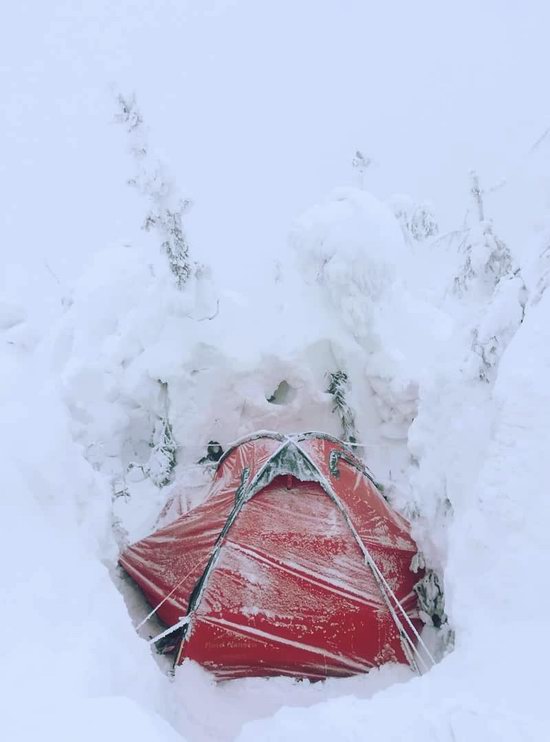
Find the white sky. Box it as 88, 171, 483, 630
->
1, 0, 550, 293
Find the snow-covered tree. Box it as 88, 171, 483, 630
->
388, 194, 439, 243
453, 171, 514, 298
115, 93, 192, 289
351, 150, 374, 190
469, 272, 526, 384
140, 382, 177, 488
444, 173, 526, 383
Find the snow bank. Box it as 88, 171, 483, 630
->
0, 344, 182, 739
3, 171, 549, 742
171, 661, 412, 742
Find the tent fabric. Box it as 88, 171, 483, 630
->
119, 432, 423, 680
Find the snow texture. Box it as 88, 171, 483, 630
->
2, 2, 550, 740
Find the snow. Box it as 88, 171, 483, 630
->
3, 2, 550, 740
236, 288, 550, 741
0, 365, 177, 740
172, 662, 413, 742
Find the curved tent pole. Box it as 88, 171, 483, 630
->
215, 430, 375, 480
215, 430, 286, 468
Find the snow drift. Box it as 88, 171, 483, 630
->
2, 176, 549, 742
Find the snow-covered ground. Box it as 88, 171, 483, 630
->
2, 2, 550, 741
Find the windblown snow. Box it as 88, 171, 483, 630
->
2, 2, 550, 741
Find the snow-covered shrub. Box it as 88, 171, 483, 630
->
388, 193, 439, 244
326, 370, 357, 442
290, 187, 408, 340
49, 234, 378, 541
453, 220, 514, 298
145, 415, 178, 487
469, 274, 526, 382
290, 186, 452, 448
453, 173, 515, 299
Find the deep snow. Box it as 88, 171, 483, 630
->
3, 174, 550, 740
2, 2, 550, 741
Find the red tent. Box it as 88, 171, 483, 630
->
120, 432, 424, 680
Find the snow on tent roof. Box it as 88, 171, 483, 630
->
119, 431, 429, 680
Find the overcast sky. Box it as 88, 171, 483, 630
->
2, 0, 550, 295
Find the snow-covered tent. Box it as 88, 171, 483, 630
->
120, 432, 423, 680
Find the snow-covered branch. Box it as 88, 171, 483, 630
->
115, 92, 193, 289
